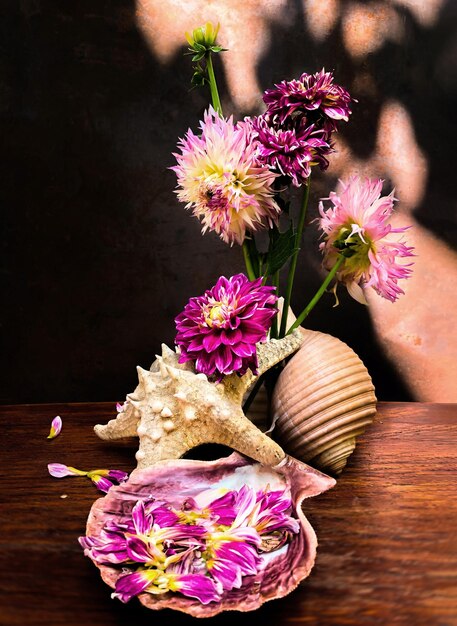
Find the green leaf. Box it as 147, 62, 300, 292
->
191, 71, 207, 87
246, 236, 261, 278
264, 225, 299, 276
191, 52, 206, 62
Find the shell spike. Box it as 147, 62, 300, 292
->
136, 366, 156, 394
137, 365, 148, 383
159, 359, 171, 380
165, 364, 179, 380
161, 343, 178, 364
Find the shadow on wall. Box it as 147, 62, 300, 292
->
1, 0, 455, 403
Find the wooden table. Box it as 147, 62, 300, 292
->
1, 402, 456, 625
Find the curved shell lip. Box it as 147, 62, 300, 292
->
84, 452, 335, 617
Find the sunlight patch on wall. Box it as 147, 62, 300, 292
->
136, 0, 289, 110
376, 101, 428, 210
342, 2, 404, 59
303, 0, 339, 42
329, 101, 428, 212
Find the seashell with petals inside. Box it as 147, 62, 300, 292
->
271, 328, 377, 475
82, 452, 335, 617
94, 331, 304, 469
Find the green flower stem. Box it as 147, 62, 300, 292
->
206, 53, 222, 115
243, 241, 256, 281
270, 270, 280, 339
242, 375, 264, 414
287, 255, 345, 334
279, 179, 311, 338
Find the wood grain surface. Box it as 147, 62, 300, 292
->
0, 402, 456, 626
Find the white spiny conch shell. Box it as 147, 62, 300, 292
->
94, 332, 304, 469
271, 329, 377, 475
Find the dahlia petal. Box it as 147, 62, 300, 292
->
47, 416, 62, 439
203, 332, 222, 352
48, 463, 87, 478
132, 500, 151, 535
231, 342, 256, 358
170, 573, 221, 604
78, 534, 129, 565
89, 474, 115, 493
112, 569, 159, 603
87, 469, 128, 493
145, 501, 180, 528
107, 469, 129, 483
125, 536, 154, 564
220, 329, 242, 345
208, 539, 261, 591
324, 106, 349, 120
215, 346, 233, 373
208, 554, 243, 590
347, 281, 368, 305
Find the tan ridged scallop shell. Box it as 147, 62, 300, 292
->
271, 329, 377, 475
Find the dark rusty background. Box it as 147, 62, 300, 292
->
1, 1, 456, 403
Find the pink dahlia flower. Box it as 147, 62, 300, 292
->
175, 273, 277, 379
263, 68, 352, 134
318, 176, 414, 303
248, 114, 331, 187
171, 107, 281, 246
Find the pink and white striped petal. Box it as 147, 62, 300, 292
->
47, 416, 62, 439
47, 463, 87, 478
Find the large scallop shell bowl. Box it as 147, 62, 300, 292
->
82, 453, 335, 617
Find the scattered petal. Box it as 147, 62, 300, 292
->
170, 573, 221, 604
112, 569, 161, 603
48, 464, 128, 494
47, 416, 62, 439
87, 469, 129, 493
89, 474, 115, 494
48, 463, 87, 478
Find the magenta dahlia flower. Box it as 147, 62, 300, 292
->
174, 274, 277, 379
318, 176, 414, 303
248, 114, 331, 186
263, 68, 352, 134
171, 107, 281, 245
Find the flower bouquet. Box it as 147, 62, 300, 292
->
73, 22, 413, 616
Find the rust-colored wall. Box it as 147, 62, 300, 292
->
2, 1, 456, 403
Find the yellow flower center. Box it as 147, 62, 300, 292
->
334, 223, 374, 275
205, 302, 226, 327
